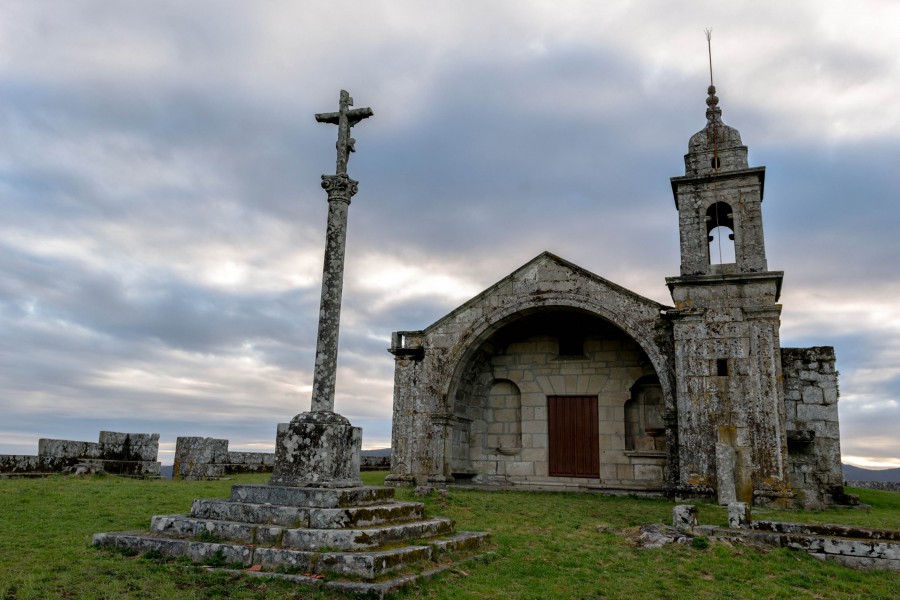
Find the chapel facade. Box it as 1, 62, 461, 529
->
386, 85, 845, 507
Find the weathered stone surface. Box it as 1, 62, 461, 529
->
282, 517, 453, 551
672, 505, 698, 532
309, 90, 372, 414
782, 347, 844, 506
846, 481, 900, 493
230, 484, 394, 508
361, 455, 391, 470
0, 431, 160, 477
95, 480, 490, 583
308, 501, 425, 529
270, 411, 362, 488
173, 437, 274, 480
715, 443, 738, 505
728, 502, 751, 529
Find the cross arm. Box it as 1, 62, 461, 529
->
315, 111, 341, 124
346, 107, 374, 126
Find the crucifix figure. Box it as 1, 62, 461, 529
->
315, 89, 374, 176
308, 90, 373, 414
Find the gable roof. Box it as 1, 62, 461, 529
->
424, 251, 670, 333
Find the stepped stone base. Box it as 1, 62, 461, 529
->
94, 483, 490, 592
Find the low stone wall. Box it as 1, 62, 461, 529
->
173, 437, 274, 480
677, 503, 900, 572
0, 431, 161, 477
846, 481, 900, 493
174, 437, 390, 480
361, 455, 391, 471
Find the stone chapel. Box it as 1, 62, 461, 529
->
386, 84, 846, 507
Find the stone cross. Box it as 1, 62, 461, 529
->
309, 90, 373, 413
315, 89, 374, 176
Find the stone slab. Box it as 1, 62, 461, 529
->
150, 515, 285, 546
230, 484, 394, 508
309, 501, 425, 529
190, 498, 310, 527
281, 517, 454, 551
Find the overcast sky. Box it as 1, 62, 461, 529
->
1, 1, 898, 468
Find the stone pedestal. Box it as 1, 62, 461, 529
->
270, 411, 363, 488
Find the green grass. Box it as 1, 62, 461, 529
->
0, 472, 897, 599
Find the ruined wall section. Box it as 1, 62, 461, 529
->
173, 437, 274, 480
0, 431, 160, 477
781, 346, 844, 507
387, 252, 676, 486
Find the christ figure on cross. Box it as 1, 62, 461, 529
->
315, 90, 374, 176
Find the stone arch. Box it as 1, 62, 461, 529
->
438, 294, 674, 418
706, 201, 736, 265
441, 302, 669, 484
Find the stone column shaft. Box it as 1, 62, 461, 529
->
310, 174, 357, 413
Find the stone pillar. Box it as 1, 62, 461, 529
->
728, 502, 751, 529
270, 176, 363, 489
270, 90, 371, 489
310, 173, 356, 412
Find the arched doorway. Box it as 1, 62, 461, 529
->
448, 308, 666, 487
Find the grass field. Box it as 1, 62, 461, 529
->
1, 471, 898, 599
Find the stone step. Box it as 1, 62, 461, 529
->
93, 532, 254, 566
94, 532, 460, 580
151, 514, 454, 551
281, 517, 455, 551
190, 498, 425, 528
229, 484, 394, 508
254, 544, 433, 579
190, 498, 307, 527
426, 531, 492, 559
150, 515, 283, 546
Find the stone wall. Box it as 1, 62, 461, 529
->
846, 481, 900, 493
0, 431, 160, 477
173, 437, 274, 480
782, 347, 844, 507
361, 455, 391, 470
173, 437, 389, 480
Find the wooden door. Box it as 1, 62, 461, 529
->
548, 395, 599, 478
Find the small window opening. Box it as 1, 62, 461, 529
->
716, 358, 729, 377
558, 334, 583, 357
710, 156, 720, 169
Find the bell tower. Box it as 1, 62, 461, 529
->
665, 75, 791, 506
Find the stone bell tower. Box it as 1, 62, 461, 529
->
665, 82, 791, 506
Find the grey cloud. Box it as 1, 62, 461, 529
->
1, 2, 898, 467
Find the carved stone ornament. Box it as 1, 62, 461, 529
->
320, 173, 359, 200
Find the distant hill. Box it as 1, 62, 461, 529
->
843, 464, 900, 483
361, 448, 391, 457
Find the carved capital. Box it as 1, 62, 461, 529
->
321, 173, 358, 202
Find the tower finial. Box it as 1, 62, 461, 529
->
704, 28, 721, 125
